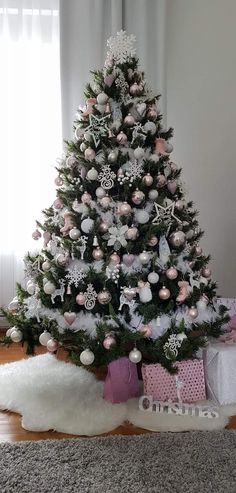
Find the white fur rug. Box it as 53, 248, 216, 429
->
0, 354, 235, 435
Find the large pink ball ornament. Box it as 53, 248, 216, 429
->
166, 267, 178, 280
122, 254, 135, 267
157, 175, 167, 188
99, 221, 110, 233
81, 192, 92, 204
47, 339, 59, 352
100, 195, 112, 208
124, 113, 135, 126
126, 226, 139, 240
110, 253, 120, 265
103, 335, 116, 349
147, 108, 158, 120
54, 176, 63, 186
147, 235, 158, 247
32, 230, 41, 240
116, 131, 127, 144
202, 267, 211, 278
76, 292, 86, 305
84, 147, 96, 161
132, 189, 145, 205
92, 247, 104, 261
119, 202, 132, 216
159, 286, 171, 300
188, 306, 199, 320
175, 200, 185, 211
142, 173, 153, 186
53, 198, 63, 209
97, 289, 112, 305
167, 180, 177, 195
39, 331, 52, 346
129, 83, 143, 96
169, 231, 186, 248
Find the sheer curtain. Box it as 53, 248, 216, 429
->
0, 0, 61, 307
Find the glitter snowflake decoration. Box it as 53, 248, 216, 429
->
65, 267, 87, 288
24, 258, 40, 280
107, 30, 136, 64
126, 160, 144, 181
107, 225, 128, 250
114, 68, 129, 100
98, 165, 116, 190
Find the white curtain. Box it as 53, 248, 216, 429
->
60, 0, 167, 139
0, 0, 61, 307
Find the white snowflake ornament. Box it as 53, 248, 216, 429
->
65, 268, 87, 288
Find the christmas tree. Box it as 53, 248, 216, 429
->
3, 31, 228, 372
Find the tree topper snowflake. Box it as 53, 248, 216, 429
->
107, 30, 136, 64
65, 267, 87, 288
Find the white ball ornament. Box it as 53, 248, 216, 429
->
6, 327, 17, 337
81, 218, 94, 234
44, 282, 56, 295
148, 189, 159, 201
80, 142, 87, 152
39, 331, 52, 346
26, 282, 36, 295
84, 147, 96, 162
136, 210, 149, 224
148, 272, 159, 284
84, 131, 92, 142
139, 251, 150, 265
42, 260, 51, 272
144, 121, 156, 135
96, 187, 106, 199
8, 298, 19, 312
97, 92, 109, 105
129, 347, 142, 364
46, 339, 59, 352
176, 333, 188, 342
10, 329, 23, 343
133, 147, 145, 159
80, 349, 95, 365
87, 167, 98, 180
69, 228, 81, 240
108, 150, 118, 164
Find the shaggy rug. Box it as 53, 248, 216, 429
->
0, 354, 235, 435
1, 431, 236, 492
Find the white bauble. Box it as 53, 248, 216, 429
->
42, 260, 51, 271
84, 131, 92, 142
80, 349, 95, 365
148, 189, 159, 201
129, 348, 142, 363
176, 333, 187, 342
39, 331, 52, 346
148, 272, 159, 284
80, 142, 87, 152
87, 167, 98, 180
96, 187, 106, 199
139, 251, 150, 264
8, 298, 19, 311
11, 329, 23, 343
108, 150, 118, 164
6, 327, 17, 337
133, 147, 145, 159
144, 121, 156, 135
69, 228, 81, 240
139, 286, 152, 303
81, 218, 94, 234
97, 92, 109, 105
26, 282, 36, 295
136, 210, 149, 224
149, 153, 159, 163
44, 282, 56, 295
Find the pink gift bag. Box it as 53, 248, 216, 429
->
103, 356, 140, 403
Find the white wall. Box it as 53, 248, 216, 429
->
166, 0, 236, 296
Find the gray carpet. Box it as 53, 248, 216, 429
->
0, 431, 236, 493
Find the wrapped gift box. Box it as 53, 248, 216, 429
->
203, 342, 236, 405
142, 359, 206, 403
103, 356, 140, 403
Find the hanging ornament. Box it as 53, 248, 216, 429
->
169, 231, 186, 248
106, 264, 120, 284
66, 267, 86, 288
51, 279, 65, 304
84, 147, 96, 161
55, 253, 68, 267
188, 306, 199, 320
80, 142, 87, 152
147, 108, 158, 120
126, 226, 139, 240
97, 289, 112, 305
54, 175, 63, 186
140, 324, 152, 337
129, 82, 142, 96
167, 180, 177, 195
132, 189, 145, 205
10, 329, 23, 343
81, 218, 94, 234
53, 198, 63, 210
84, 284, 97, 310
95, 187, 106, 199
87, 167, 98, 181
8, 298, 19, 312
103, 334, 116, 349
47, 339, 59, 352
119, 287, 136, 311
143, 121, 156, 135
64, 312, 76, 325
110, 253, 120, 265
176, 333, 188, 342
26, 281, 36, 295
155, 138, 168, 156
97, 92, 109, 104
100, 195, 112, 208
92, 247, 104, 261
122, 253, 135, 267
148, 272, 159, 284
80, 349, 95, 365
108, 149, 118, 164
166, 267, 178, 280
78, 235, 88, 260
99, 221, 110, 233
60, 211, 74, 235
123, 286, 137, 301
135, 209, 149, 224
124, 113, 135, 126
143, 173, 153, 186
32, 230, 41, 240
149, 153, 159, 163
119, 202, 132, 216
138, 281, 152, 303
129, 347, 142, 363
44, 282, 56, 295
76, 292, 86, 305
69, 228, 81, 240
195, 246, 203, 257
165, 142, 173, 153
39, 331, 52, 346
147, 235, 158, 247
159, 286, 171, 300
98, 165, 116, 190
175, 200, 185, 211
133, 146, 145, 159
202, 267, 211, 278
148, 189, 159, 201
176, 281, 190, 303
93, 235, 99, 247
116, 131, 128, 144
43, 232, 51, 248
81, 192, 92, 204
139, 251, 150, 265
157, 174, 167, 188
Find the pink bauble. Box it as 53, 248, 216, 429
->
92, 247, 104, 260
116, 131, 127, 144
103, 335, 116, 349
84, 147, 96, 161
99, 221, 110, 233
81, 192, 92, 204
147, 108, 158, 120
53, 198, 63, 209
55, 254, 67, 266
159, 287, 171, 300
126, 226, 139, 240
80, 166, 87, 180
64, 312, 76, 325
132, 189, 145, 205
140, 324, 152, 338
32, 229, 41, 240
76, 292, 85, 305
47, 339, 59, 352
169, 231, 186, 248
166, 267, 178, 280
195, 246, 203, 257
143, 174, 153, 186
175, 200, 185, 211
167, 180, 177, 195
157, 174, 167, 188
129, 82, 140, 95
122, 254, 135, 267
100, 195, 111, 208
147, 235, 158, 247
124, 113, 135, 126
119, 202, 132, 216
54, 176, 63, 186
104, 74, 115, 87
188, 306, 199, 320
97, 290, 112, 305
110, 253, 120, 265
202, 267, 211, 278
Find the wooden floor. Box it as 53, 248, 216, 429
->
0, 344, 235, 442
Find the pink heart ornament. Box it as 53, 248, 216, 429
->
122, 254, 135, 267
104, 74, 115, 87
64, 312, 76, 325
167, 180, 177, 194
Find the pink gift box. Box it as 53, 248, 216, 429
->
103, 356, 140, 403
142, 359, 206, 403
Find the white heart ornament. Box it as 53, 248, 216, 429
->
136, 102, 146, 117
123, 287, 136, 301
64, 312, 76, 325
